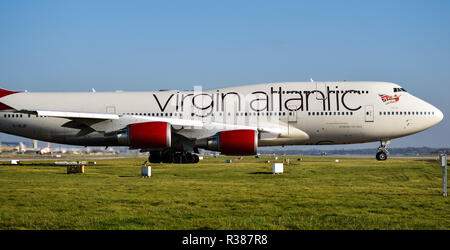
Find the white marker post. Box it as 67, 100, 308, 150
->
142, 166, 151, 178
440, 154, 447, 197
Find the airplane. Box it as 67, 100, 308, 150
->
17, 139, 42, 154
0, 141, 20, 153
38, 142, 51, 155
0, 81, 443, 163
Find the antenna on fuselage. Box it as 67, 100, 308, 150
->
310, 78, 314, 83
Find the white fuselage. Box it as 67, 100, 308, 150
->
0, 81, 443, 149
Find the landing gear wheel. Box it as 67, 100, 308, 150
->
376, 140, 390, 161
183, 153, 194, 163
150, 151, 199, 164
174, 152, 182, 164
162, 151, 174, 163
192, 154, 199, 163
376, 151, 387, 161
149, 151, 162, 163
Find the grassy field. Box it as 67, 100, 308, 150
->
0, 155, 449, 230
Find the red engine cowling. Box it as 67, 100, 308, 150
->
196, 129, 258, 155
120, 121, 171, 149
219, 130, 257, 155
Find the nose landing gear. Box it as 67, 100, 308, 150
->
376, 140, 390, 161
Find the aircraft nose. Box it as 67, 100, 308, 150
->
435, 108, 444, 124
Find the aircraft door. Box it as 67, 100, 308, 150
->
287, 105, 298, 136
365, 105, 374, 122
287, 105, 297, 123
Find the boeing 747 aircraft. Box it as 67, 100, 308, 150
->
0, 81, 443, 163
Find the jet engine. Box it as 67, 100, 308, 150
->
196, 129, 257, 155
115, 121, 171, 149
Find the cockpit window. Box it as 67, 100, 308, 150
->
394, 88, 407, 92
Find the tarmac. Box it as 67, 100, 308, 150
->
0, 154, 439, 162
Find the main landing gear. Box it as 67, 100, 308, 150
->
376, 140, 390, 161
149, 150, 200, 164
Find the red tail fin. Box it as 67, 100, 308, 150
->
0, 88, 18, 98
0, 88, 18, 110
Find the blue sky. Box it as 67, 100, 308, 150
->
0, 0, 449, 148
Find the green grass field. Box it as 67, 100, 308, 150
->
0, 155, 449, 230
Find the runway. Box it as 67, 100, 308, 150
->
320, 155, 439, 160
0, 154, 439, 162
0, 155, 147, 162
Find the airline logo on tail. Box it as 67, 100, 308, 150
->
39, 143, 51, 154
379, 94, 400, 104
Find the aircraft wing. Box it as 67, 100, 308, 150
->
17, 109, 308, 139
18, 109, 204, 127
21, 110, 120, 120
